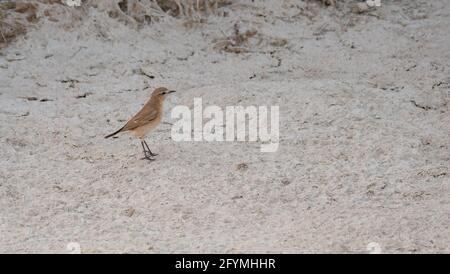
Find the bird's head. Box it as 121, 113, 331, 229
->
152, 87, 176, 100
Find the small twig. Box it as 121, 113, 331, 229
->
138, 68, 155, 79
75, 92, 92, 99
0, 29, 6, 43
70, 46, 87, 58
410, 100, 433, 111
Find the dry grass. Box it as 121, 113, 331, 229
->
0, 1, 87, 49
0, 2, 34, 49
0, 0, 340, 49
0, 1, 72, 49
0, 0, 232, 48
213, 22, 258, 54
91, 0, 232, 25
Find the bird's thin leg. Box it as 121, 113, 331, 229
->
143, 140, 158, 157
141, 141, 154, 161
141, 141, 149, 157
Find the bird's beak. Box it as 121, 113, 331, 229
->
168, 90, 176, 94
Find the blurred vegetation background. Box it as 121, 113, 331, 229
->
0, 0, 342, 49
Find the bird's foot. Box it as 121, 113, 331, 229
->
145, 148, 158, 157
141, 141, 157, 160
142, 151, 157, 161
142, 155, 155, 161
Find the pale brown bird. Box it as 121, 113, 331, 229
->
105, 87, 176, 160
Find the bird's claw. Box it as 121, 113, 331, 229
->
142, 154, 156, 161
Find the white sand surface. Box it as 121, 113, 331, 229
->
1, 0, 449, 253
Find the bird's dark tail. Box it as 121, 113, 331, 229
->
105, 126, 124, 139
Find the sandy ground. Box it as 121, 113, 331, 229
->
1, 0, 450, 253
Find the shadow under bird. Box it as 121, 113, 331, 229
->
105, 87, 176, 161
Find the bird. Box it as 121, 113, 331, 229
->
105, 87, 176, 161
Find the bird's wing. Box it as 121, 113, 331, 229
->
122, 107, 159, 131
